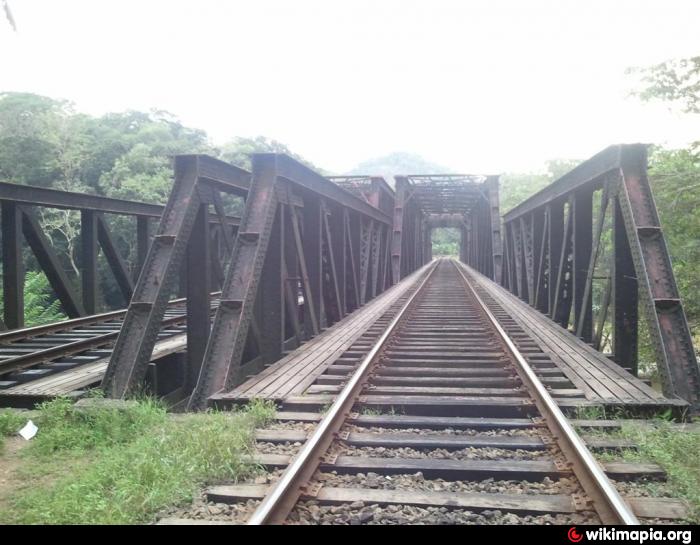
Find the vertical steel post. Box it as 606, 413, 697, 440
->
136, 216, 150, 282
2, 201, 24, 329
81, 210, 98, 314
259, 207, 283, 364
391, 177, 407, 284
612, 196, 638, 373
573, 189, 594, 342
186, 204, 211, 388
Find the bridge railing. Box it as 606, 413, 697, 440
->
391, 174, 502, 283
0, 180, 239, 331
101, 153, 394, 407
501, 144, 699, 405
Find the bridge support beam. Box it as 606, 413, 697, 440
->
2, 202, 24, 329
502, 145, 700, 406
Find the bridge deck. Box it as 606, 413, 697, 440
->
214, 260, 686, 412
215, 265, 430, 403
0, 333, 187, 408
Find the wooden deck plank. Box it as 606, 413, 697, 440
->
205, 484, 688, 520
214, 264, 431, 402
459, 263, 682, 407
0, 333, 187, 399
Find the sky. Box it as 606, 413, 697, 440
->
1, 0, 699, 174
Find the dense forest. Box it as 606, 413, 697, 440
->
0, 57, 697, 357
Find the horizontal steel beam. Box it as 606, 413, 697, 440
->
0, 181, 166, 217
504, 144, 646, 222
270, 154, 392, 225
185, 154, 252, 197
0, 180, 240, 225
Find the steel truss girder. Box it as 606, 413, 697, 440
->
501, 144, 700, 405
101, 151, 392, 405
391, 174, 500, 283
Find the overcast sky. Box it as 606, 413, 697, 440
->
1, 0, 699, 174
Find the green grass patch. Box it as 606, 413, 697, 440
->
0, 410, 28, 453
615, 421, 700, 523
29, 395, 167, 455
0, 398, 275, 524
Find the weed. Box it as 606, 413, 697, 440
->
0, 410, 28, 453
1, 399, 275, 524
615, 420, 700, 523
28, 396, 166, 456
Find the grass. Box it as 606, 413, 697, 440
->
0, 396, 275, 524
29, 394, 167, 455
569, 406, 700, 522
583, 413, 700, 524
0, 409, 29, 453
615, 420, 700, 523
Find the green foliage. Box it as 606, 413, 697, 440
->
22, 271, 67, 326
0, 410, 25, 437
615, 421, 700, 523
628, 56, 700, 114
0, 409, 27, 453
219, 135, 322, 173
431, 227, 459, 256
28, 395, 166, 455
499, 159, 581, 214
1, 399, 275, 524
648, 146, 700, 328
0, 270, 66, 327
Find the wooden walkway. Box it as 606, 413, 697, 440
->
459, 262, 686, 410
211, 264, 432, 404
0, 334, 187, 407
216, 259, 686, 412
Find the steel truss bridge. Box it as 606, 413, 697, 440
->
0, 144, 697, 411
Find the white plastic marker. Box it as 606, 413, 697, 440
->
18, 420, 38, 440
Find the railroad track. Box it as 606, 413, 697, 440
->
0, 294, 219, 390
189, 259, 684, 525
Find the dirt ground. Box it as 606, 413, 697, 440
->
0, 438, 30, 513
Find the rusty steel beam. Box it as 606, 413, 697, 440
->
501, 144, 700, 406
20, 206, 86, 318
2, 201, 24, 328
102, 156, 206, 398
275, 155, 391, 225
81, 210, 98, 315
503, 145, 626, 222
96, 214, 134, 303
0, 181, 168, 217
615, 147, 700, 404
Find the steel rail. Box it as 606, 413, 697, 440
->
247, 261, 440, 525
0, 313, 186, 377
451, 260, 639, 525
0, 292, 222, 344
0, 293, 221, 376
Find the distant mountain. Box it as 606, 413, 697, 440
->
346, 152, 453, 184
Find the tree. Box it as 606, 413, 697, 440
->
499, 159, 581, 214
628, 56, 700, 114
0, 271, 66, 327
0, 93, 331, 319
218, 136, 322, 173
627, 57, 700, 349
647, 146, 700, 326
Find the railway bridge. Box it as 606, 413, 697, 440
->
1, 143, 698, 524
0, 143, 696, 413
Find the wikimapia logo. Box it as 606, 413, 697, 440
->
569, 528, 584, 543
567, 527, 693, 544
